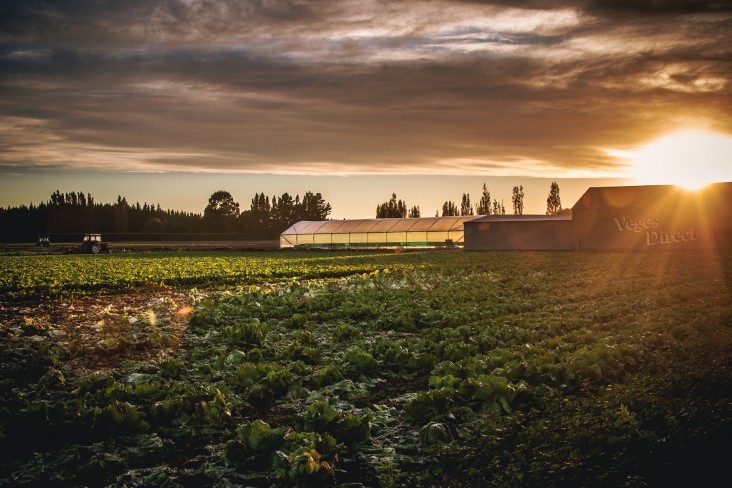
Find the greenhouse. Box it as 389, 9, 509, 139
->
280, 216, 480, 248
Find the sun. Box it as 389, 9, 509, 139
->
611, 130, 732, 190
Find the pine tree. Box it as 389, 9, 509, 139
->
376, 193, 407, 218
203, 190, 240, 232
300, 192, 332, 221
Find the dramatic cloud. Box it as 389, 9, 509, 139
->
0, 0, 730, 177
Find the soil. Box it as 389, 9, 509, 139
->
0, 290, 200, 371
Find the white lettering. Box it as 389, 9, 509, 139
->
645, 227, 697, 246
615, 217, 661, 233
616, 217, 697, 246
614, 217, 626, 231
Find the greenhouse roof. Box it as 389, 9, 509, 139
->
281, 216, 481, 236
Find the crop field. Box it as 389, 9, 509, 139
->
1, 250, 731, 487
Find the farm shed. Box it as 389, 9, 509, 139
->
572, 182, 732, 250
279, 216, 480, 248
464, 215, 573, 251
465, 182, 732, 251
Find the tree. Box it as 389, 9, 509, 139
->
272, 192, 296, 232
204, 190, 240, 232
460, 193, 473, 215
493, 198, 506, 215
205, 191, 239, 218
143, 217, 166, 233
512, 185, 524, 215
46, 190, 96, 233
546, 181, 562, 215
476, 184, 492, 215
441, 201, 459, 216
113, 195, 129, 233
250, 193, 270, 215
300, 191, 332, 221
408, 205, 421, 218
247, 192, 271, 236
376, 193, 407, 218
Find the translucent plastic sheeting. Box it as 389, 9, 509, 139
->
280, 216, 481, 248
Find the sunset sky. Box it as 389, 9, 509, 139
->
1, 0, 731, 218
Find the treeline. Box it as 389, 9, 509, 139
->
0, 191, 201, 236
0, 190, 332, 239
203, 191, 331, 237
375, 182, 565, 218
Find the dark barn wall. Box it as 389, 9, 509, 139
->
465, 220, 573, 251
572, 183, 732, 251
572, 207, 707, 250
465, 183, 732, 252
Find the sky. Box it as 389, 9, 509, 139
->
1, 0, 731, 218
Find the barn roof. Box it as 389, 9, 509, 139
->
467, 214, 572, 223
572, 182, 732, 210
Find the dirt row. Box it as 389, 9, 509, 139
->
0, 289, 204, 371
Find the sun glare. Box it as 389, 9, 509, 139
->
614, 130, 732, 190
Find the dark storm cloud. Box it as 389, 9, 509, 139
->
457, 0, 732, 13
0, 0, 730, 175
586, 0, 732, 15
0, 0, 324, 43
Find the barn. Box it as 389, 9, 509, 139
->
465, 183, 732, 251
464, 214, 572, 251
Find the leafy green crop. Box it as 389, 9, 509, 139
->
0, 250, 420, 300
1, 251, 731, 487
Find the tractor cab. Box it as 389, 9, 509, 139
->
81, 234, 111, 254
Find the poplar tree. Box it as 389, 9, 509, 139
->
492, 198, 506, 215
476, 184, 492, 215
460, 194, 474, 215
441, 201, 459, 216
512, 185, 524, 215
546, 181, 562, 215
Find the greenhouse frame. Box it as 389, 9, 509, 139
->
280, 216, 481, 248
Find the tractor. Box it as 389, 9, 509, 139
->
80, 234, 111, 254
35, 237, 51, 247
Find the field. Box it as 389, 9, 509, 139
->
1, 250, 731, 487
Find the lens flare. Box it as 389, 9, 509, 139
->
177, 306, 194, 316
609, 130, 732, 190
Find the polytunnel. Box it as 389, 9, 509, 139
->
279, 216, 481, 248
